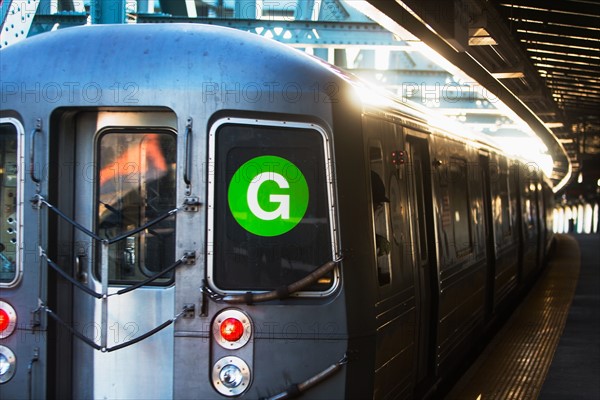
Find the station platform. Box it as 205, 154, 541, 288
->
446, 234, 600, 400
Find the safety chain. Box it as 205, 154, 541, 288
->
41, 249, 190, 299
42, 303, 187, 353
31, 194, 178, 244
31, 194, 190, 352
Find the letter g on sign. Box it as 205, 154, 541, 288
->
228, 155, 309, 237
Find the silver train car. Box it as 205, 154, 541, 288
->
0, 24, 554, 399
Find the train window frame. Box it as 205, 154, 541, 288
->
0, 118, 24, 288
94, 128, 177, 286
448, 157, 473, 257
206, 117, 340, 297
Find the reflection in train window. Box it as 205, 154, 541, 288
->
370, 145, 391, 286
524, 184, 537, 229
509, 163, 520, 232
492, 157, 513, 242
499, 158, 512, 238
389, 174, 403, 246
96, 131, 176, 285
0, 123, 19, 285
449, 158, 472, 256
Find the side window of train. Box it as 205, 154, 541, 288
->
0, 120, 22, 286
370, 145, 392, 286
523, 168, 538, 229
96, 130, 177, 285
449, 158, 472, 256
527, 182, 538, 227
509, 162, 520, 228
523, 186, 533, 228
499, 158, 512, 238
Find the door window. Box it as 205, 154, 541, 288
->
96, 130, 176, 284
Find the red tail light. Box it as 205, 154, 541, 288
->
0, 301, 16, 339
0, 309, 9, 332
220, 318, 244, 342
213, 309, 252, 349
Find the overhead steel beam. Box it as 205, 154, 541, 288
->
511, 19, 595, 39
524, 42, 600, 61
496, 5, 600, 28
499, 0, 600, 15
134, 16, 407, 47
531, 58, 600, 74
29, 11, 87, 36
517, 33, 599, 52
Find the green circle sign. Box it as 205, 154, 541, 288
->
228, 155, 309, 237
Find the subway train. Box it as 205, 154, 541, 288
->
0, 24, 554, 399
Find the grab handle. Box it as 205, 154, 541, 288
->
30, 119, 42, 184
184, 118, 193, 188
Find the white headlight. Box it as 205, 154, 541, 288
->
212, 356, 250, 396
220, 364, 243, 388
0, 345, 16, 384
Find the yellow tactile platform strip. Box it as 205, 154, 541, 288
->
446, 235, 580, 400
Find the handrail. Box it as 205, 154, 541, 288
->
183, 117, 193, 187
29, 119, 42, 184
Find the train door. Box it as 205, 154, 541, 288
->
406, 135, 436, 389
57, 111, 178, 399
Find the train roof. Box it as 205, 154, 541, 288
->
1, 23, 508, 157
1, 23, 345, 107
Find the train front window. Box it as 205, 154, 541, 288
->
209, 120, 335, 294
0, 122, 21, 286
96, 130, 176, 285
